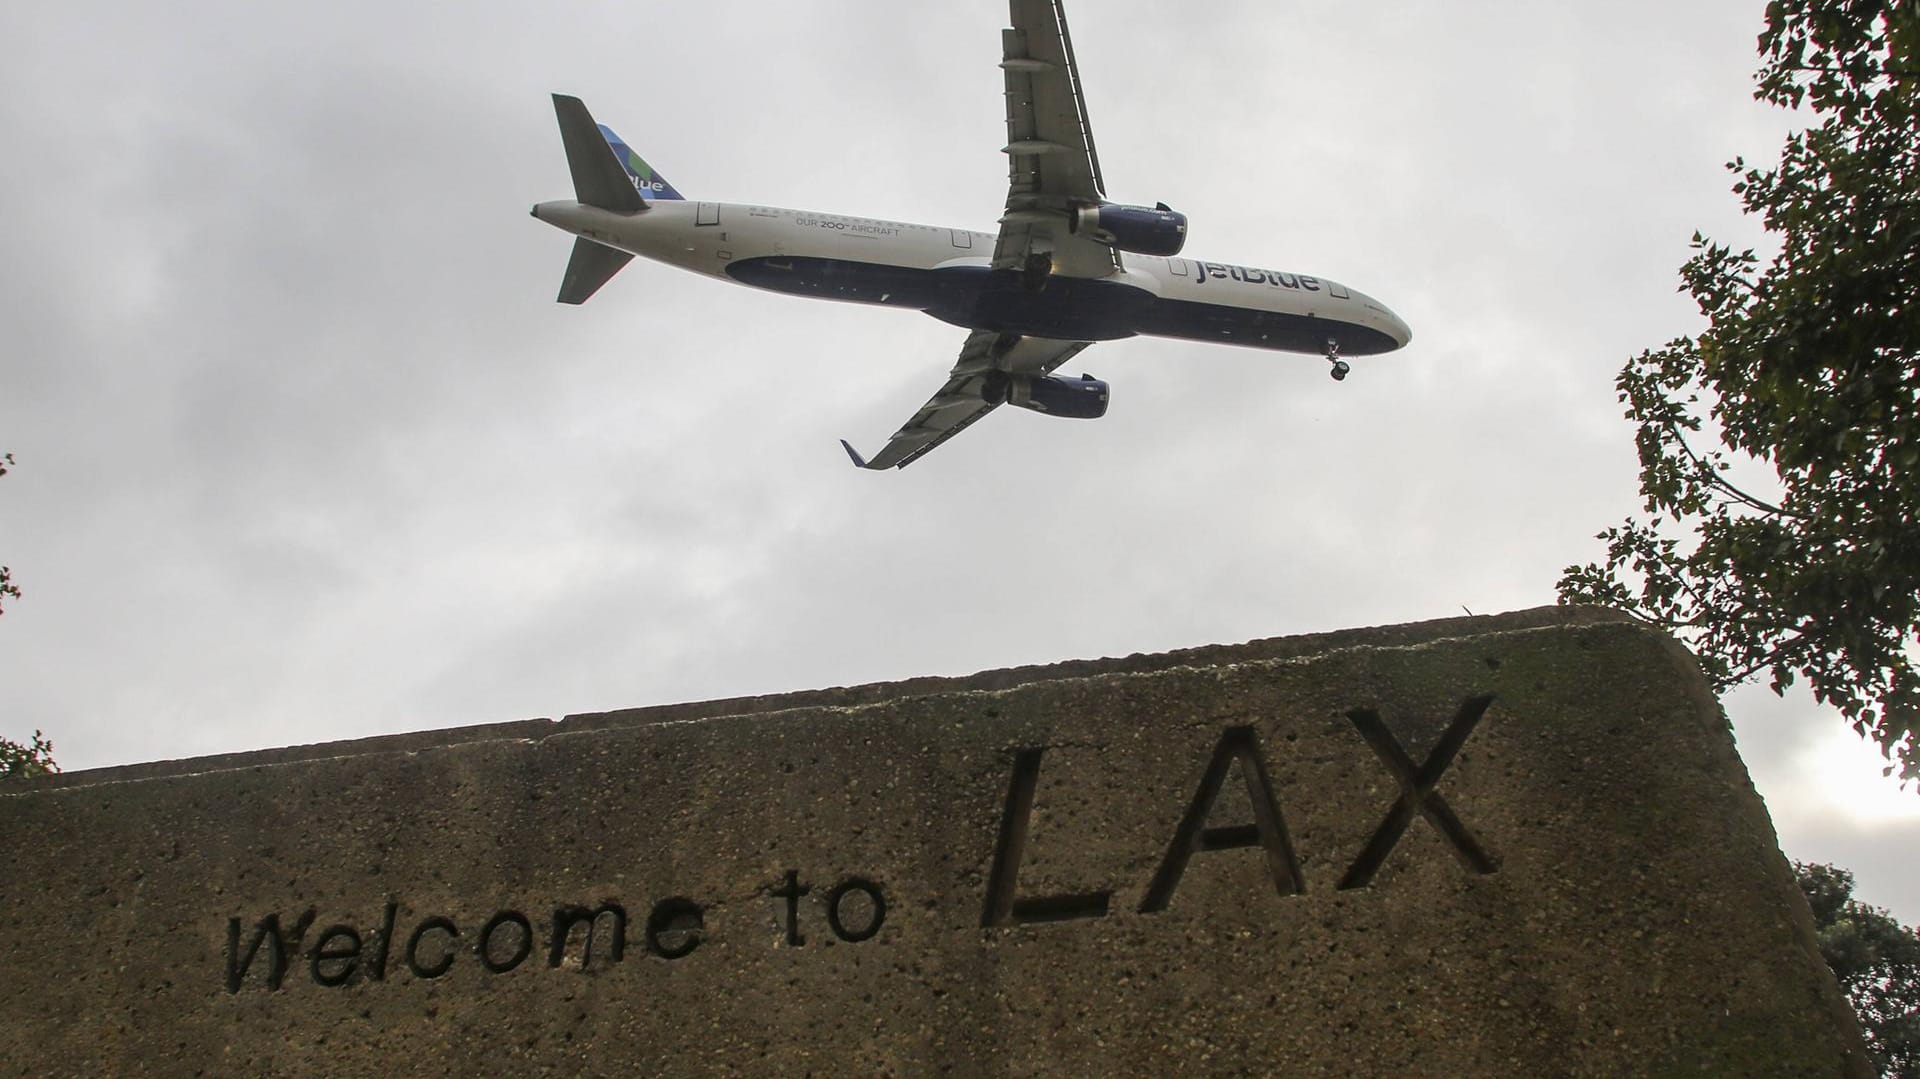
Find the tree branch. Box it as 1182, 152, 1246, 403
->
1722, 629, 1815, 686
1662, 417, 1807, 519
1774, 63, 1920, 79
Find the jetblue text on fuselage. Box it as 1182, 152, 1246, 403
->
1194, 262, 1321, 290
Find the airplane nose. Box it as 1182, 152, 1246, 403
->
530, 204, 543, 220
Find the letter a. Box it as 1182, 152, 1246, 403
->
1139, 728, 1303, 913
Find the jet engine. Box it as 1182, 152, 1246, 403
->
984, 372, 1111, 419
1070, 202, 1188, 257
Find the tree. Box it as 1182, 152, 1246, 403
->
0, 452, 52, 780
0, 452, 17, 615
1559, 0, 1920, 782
0, 730, 57, 780
1796, 861, 1920, 1076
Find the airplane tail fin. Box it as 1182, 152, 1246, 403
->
551, 94, 644, 213
546, 93, 685, 303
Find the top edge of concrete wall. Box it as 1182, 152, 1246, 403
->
12, 605, 1638, 792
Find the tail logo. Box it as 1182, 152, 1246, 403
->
596, 122, 685, 201
617, 148, 667, 193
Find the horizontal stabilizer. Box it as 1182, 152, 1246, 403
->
557, 238, 633, 305
552, 94, 644, 213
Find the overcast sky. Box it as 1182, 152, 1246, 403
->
3, 0, 1915, 923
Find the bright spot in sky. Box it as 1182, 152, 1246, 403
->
1798, 724, 1920, 826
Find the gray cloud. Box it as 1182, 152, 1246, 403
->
3, 0, 1912, 924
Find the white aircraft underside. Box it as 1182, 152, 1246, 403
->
531, 0, 1411, 470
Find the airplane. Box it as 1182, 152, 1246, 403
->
530, 0, 1411, 470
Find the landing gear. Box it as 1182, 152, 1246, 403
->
1022, 252, 1052, 293
1324, 338, 1350, 382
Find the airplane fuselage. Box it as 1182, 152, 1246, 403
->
531, 199, 1411, 357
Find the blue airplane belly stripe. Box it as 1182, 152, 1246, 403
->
1139, 300, 1401, 356
727, 257, 1147, 342
723, 256, 1397, 356
725, 256, 961, 310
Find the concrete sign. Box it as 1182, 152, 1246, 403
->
0, 609, 1871, 1075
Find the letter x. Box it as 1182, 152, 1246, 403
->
1338, 695, 1498, 890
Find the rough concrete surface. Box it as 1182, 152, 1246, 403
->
0, 608, 1872, 1076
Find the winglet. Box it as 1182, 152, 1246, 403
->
839, 439, 875, 469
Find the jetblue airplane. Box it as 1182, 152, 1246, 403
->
531, 0, 1411, 470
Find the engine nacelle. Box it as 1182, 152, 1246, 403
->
1070, 202, 1188, 257
1004, 373, 1110, 419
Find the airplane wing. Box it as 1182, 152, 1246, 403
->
841, 331, 1094, 470
842, 2, 1111, 472
994, 0, 1121, 280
